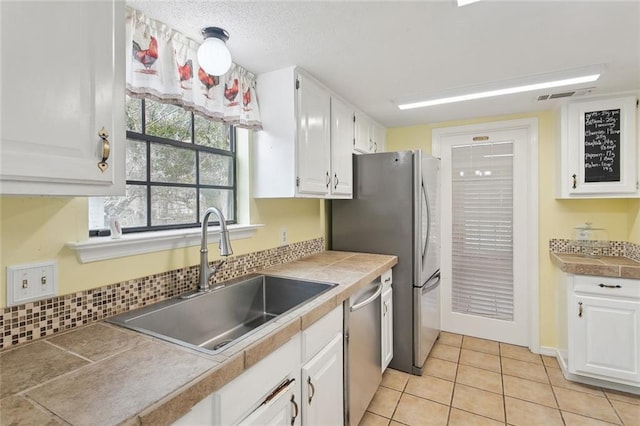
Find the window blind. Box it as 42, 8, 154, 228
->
451, 141, 514, 320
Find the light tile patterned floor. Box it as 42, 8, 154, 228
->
360, 332, 640, 426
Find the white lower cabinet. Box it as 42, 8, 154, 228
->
173, 306, 343, 425
301, 334, 343, 426
559, 273, 640, 388
381, 277, 393, 372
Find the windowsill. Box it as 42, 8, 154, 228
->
66, 224, 263, 263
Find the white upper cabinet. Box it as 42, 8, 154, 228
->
555, 95, 639, 198
253, 66, 353, 199
330, 97, 353, 198
0, 1, 125, 196
354, 110, 386, 154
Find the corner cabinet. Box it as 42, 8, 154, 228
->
0, 1, 125, 196
555, 95, 639, 198
354, 111, 386, 154
557, 273, 640, 389
253, 67, 352, 199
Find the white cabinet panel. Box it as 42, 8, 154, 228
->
301, 334, 344, 426
0, 1, 125, 196
382, 284, 393, 371
555, 95, 638, 198
330, 97, 353, 198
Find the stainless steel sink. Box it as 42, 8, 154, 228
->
107, 274, 336, 354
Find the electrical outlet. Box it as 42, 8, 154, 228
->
7, 261, 57, 306
280, 227, 288, 246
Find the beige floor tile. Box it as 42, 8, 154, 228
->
610, 399, 640, 425
389, 422, 404, 426
546, 367, 605, 396
404, 374, 454, 405
505, 396, 564, 426
438, 332, 463, 348
462, 336, 500, 355
381, 368, 410, 392
503, 375, 557, 408
367, 386, 402, 418
459, 349, 501, 373
500, 343, 543, 364
448, 408, 504, 426
562, 411, 621, 426
501, 357, 548, 383
359, 411, 390, 426
392, 393, 449, 426
452, 383, 505, 422
429, 342, 461, 363
553, 386, 621, 424
422, 357, 458, 382
455, 364, 503, 394
542, 355, 561, 369
604, 389, 640, 406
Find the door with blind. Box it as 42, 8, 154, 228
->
437, 126, 532, 346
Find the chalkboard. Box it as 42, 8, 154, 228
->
583, 108, 621, 183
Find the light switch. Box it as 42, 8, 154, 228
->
7, 261, 57, 306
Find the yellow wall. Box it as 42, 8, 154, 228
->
0, 132, 323, 307
387, 110, 635, 349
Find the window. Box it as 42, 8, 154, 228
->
89, 97, 236, 235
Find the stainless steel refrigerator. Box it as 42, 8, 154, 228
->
332, 150, 440, 375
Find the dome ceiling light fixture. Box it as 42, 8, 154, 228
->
197, 27, 232, 76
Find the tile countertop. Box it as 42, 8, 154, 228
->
550, 253, 640, 279
0, 251, 397, 426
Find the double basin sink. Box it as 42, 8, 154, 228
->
107, 274, 336, 354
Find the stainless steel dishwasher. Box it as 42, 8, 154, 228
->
344, 279, 383, 425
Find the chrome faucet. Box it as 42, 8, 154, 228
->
198, 207, 233, 292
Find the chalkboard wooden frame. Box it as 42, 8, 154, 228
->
567, 95, 638, 195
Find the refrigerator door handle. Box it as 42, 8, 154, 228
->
422, 271, 441, 294
421, 179, 431, 270
350, 282, 383, 312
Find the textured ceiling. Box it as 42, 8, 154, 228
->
127, 0, 640, 128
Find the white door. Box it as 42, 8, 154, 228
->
435, 122, 536, 346
572, 295, 640, 382
296, 72, 331, 196
301, 334, 343, 426
330, 97, 354, 197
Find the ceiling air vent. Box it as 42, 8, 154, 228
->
537, 87, 595, 101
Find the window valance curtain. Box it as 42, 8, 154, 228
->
125, 7, 262, 130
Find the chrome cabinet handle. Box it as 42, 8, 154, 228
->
334, 173, 339, 189
598, 283, 622, 289
383, 300, 388, 315
325, 172, 330, 188
307, 376, 315, 404
290, 394, 298, 426
578, 301, 583, 318
571, 173, 577, 189
97, 127, 110, 172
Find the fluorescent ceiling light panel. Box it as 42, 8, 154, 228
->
398, 73, 601, 110
457, 0, 482, 6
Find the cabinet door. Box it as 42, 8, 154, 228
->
239, 380, 301, 426
353, 111, 372, 153
381, 286, 394, 372
330, 98, 353, 198
296, 73, 331, 196
301, 334, 344, 426
571, 294, 640, 382
372, 122, 386, 153
0, 1, 125, 196
565, 96, 638, 196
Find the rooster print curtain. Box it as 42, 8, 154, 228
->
126, 7, 262, 130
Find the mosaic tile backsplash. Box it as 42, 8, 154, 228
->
549, 239, 640, 261
0, 238, 325, 350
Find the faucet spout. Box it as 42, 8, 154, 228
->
199, 207, 233, 292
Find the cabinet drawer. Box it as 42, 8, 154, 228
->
573, 275, 640, 299
302, 306, 343, 362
